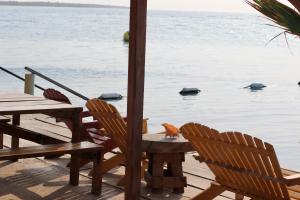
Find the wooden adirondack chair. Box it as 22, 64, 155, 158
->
86, 98, 148, 185
180, 123, 300, 200
43, 88, 122, 174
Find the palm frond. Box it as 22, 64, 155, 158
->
264, 31, 284, 46
246, 0, 300, 37
288, 0, 300, 12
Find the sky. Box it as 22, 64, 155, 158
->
11, 0, 256, 13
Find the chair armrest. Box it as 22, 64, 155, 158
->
83, 121, 102, 129
122, 117, 149, 122
80, 111, 92, 119
142, 118, 148, 134
193, 155, 205, 163
284, 174, 300, 186
123, 117, 149, 134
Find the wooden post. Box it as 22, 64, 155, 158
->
24, 72, 35, 95
125, 0, 147, 199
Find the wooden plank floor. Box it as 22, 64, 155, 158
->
1, 114, 300, 199
0, 158, 125, 200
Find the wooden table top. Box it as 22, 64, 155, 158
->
0, 92, 82, 115
142, 133, 194, 153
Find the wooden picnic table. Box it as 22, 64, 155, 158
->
0, 91, 83, 186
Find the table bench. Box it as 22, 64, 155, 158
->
0, 141, 103, 195
0, 116, 10, 123
0, 92, 84, 188
0, 122, 70, 145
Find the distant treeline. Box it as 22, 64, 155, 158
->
0, 1, 127, 9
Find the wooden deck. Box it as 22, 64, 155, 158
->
1, 114, 300, 200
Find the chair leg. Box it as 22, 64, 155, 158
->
191, 182, 226, 200
89, 153, 125, 176
235, 193, 244, 200
67, 158, 91, 168
141, 159, 148, 180
115, 156, 146, 187
117, 176, 126, 186
117, 159, 148, 187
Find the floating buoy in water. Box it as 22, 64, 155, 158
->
98, 93, 123, 101
298, 81, 300, 86
244, 83, 266, 90
123, 31, 129, 42
179, 88, 201, 96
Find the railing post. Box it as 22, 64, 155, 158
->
24, 72, 35, 95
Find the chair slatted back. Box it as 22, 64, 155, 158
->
43, 88, 73, 129
180, 123, 290, 200
86, 99, 127, 153
43, 88, 71, 104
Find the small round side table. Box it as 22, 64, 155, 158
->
142, 133, 194, 193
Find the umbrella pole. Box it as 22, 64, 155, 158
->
125, 0, 148, 199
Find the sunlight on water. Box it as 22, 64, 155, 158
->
1, 6, 300, 169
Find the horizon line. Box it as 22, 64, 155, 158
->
0, 0, 256, 14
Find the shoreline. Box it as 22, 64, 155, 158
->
0, 1, 128, 9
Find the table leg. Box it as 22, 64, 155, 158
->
92, 151, 103, 195
0, 131, 3, 149
69, 111, 81, 186
169, 153, 185, 193
71, 111, 81, 143
11, 114, 20, 161
70, 153, 80, 186
150, 153, 164, 193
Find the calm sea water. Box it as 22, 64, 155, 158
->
1, 6, 300, 169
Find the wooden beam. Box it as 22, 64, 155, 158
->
125, 0, 147, 198
0, 122, 67, 144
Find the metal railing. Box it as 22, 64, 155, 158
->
24, 67, 90, 101
0, 66, 90, 101
0, 66, 45, 91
